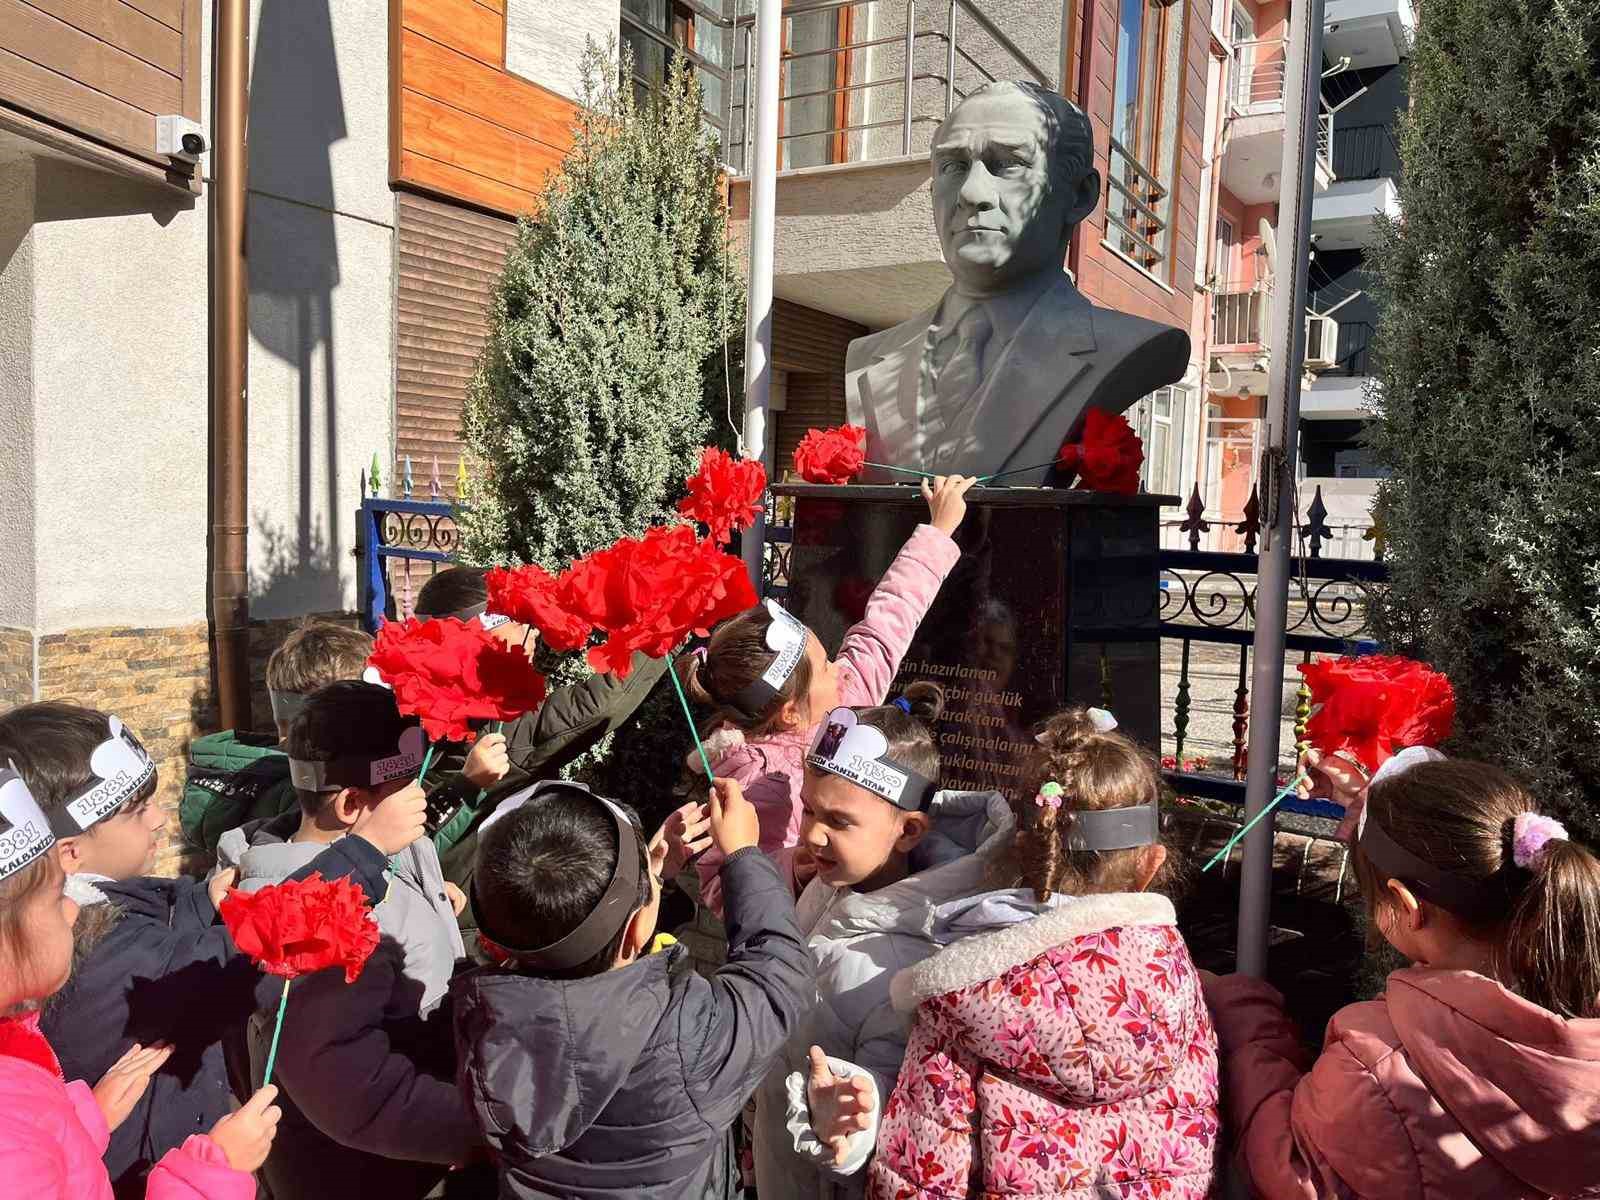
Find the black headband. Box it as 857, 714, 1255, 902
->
1358, 814, 1511, 924
471, 782, 645, 970
1065, 801, 1160, 851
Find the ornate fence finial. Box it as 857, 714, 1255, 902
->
1237, 484, 1261, 555
429, 455, 441, 502
456, 457, 469, 498
1363, 507, 1387, 562
1304, 485, 1333, 559
402, 455, 414, 501
369, 453, 382, 497
1180, 484, 1212, 551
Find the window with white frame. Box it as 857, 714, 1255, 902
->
1130, 383, 1195, 498
1106, 0, 1190, 278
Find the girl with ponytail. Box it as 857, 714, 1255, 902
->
1204, 758, 1600, 1199
860, 707, 1219, 1199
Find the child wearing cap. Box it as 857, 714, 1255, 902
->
0, 766, 282, 1200
453, 775, 814, 1199
0, 702, 409, 1198
751, 685, 1013, 1200
213, 681, 483, 1200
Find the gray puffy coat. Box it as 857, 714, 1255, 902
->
453, 846, 814, 1199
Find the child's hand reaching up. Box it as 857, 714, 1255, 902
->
650, 800, 714, 880
93, 1043, 174, 1132
1297, 749, 1369, 843
208, 1084, 283, 1173
921, 474, 979, 535
463, 732, 510, 788
806, 1047, 875, 1166
350, 781, 428, 856
708, 778, 760, 856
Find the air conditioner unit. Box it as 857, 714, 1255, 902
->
1304, 314, 1338, 369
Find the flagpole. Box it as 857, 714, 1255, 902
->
740, 0, 781, 593
1236, 0, 1326, 977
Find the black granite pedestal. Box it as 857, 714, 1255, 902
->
770, 483, 1172, 799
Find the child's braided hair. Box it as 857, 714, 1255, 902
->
993, 707, 1172, 900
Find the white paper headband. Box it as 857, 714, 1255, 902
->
0, 766, 55, 880
55, 716, 156, 838
806, 707, 935, 812
729, 600, 810, 716
288, 724, 427, 793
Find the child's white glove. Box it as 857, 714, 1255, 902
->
785, 1047, 880, 1177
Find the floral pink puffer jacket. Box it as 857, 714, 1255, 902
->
869, 893, 1219, 1199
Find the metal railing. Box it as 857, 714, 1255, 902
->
1212, 280, 1271, 347
720, 0, 1056, 174
1106, 137, 1170, 272
1230, 37, 1287, 109
1331, 121, 1399, 182
1317, 110, 1333, 177
353, 457, 459, 631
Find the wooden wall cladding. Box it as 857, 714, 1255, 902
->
395, 190, 517, 495
771, 298, 867, 471
391, 0, 578, 218
0, 0, 201, 175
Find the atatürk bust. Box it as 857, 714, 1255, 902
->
845, 81, 1190, 483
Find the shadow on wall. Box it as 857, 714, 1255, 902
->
247, 0, 348, 618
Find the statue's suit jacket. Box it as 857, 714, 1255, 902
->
844, 273, 1190, 484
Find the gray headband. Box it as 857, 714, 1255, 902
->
1064, 800, 1161, 851
471, 781, 645, 970
269, 689, 309, 725
287, 723, 426, 793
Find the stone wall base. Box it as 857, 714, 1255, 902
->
2, 613, 362, 875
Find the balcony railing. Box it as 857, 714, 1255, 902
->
1230, 37, 1287, 110
719, 0, 1057, 175
1317, 110, 1333, 177
1331, 122, 1400, 182
1212, 281, 1271, 348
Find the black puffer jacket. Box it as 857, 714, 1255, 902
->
42, 836, 391, 1199
453, 847, 814, 1199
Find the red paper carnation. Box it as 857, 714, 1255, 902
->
1056, 409, 1144, 494
1297, 653, 1455, 776
368, 616, 548, 743
564, 525, 757, 678
793, 424, 866, 485
220, 872, 380, 983
678, 447, 766, 545
485, 563, 594, 653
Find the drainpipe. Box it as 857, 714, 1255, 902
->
1067, 0, 1095, 280
741, 0, 781, 590
1235, 0, 1326, 978
210, 0, 251, 729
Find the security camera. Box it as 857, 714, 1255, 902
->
156, 116, 207, 164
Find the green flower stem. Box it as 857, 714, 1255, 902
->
261, 977, 291, 1087
416, 741, 437, 786
863, 461, 938, 480
668, 655, 714, 780
1201, 773, 1312, 873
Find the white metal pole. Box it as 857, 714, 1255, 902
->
741, 0, 782, 589
1235, 0, 1325, 977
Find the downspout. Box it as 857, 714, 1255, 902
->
1067, 0, 1094, 280
210, 0, 251, 729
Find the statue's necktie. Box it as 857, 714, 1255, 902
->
927, 305, 993, 468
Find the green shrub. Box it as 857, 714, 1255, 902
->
1368, 0, 1600, 837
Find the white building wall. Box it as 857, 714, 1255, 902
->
1, 0, 395, 635
506, 0, 622, 103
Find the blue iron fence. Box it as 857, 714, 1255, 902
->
354, 455, 459, 632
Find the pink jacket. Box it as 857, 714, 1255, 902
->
869, 892, 1219, 1199
0, 1015, 253, 1200
696, 523, 961, 914
1204, 967, 1600, 1200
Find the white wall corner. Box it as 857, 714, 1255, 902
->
506, 0, 622, 104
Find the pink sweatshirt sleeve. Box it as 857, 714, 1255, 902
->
64, 1079, 110, 1155
145, 1135, 256, 1200
836, 524, 960, 707
1203, 972, 1418, 1200
696, 768, 796, 919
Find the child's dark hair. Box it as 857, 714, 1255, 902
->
680, 605, 816, 734
0, 703, 158, 818
266, 620, 374, 694
414, 566, 490, 619
474, 789, 652, 980
286, 682, 413, 817
850, 682, 946, 790
995, 707, 1168, 900
1354, 760, 1600, 1019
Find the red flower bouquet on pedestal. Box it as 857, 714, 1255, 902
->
1056, 410, 1144, 494
793, 424, 867, 484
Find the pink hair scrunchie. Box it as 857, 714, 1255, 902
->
1512, 812, 1568, 869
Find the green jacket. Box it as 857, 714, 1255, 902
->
180, 731, 297, 854
435, 652, 669, 934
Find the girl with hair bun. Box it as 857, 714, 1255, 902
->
857, 706, 1219, 1199
1204, 758, 1600, 1199
680, 475, 976, 916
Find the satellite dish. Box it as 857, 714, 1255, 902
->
1258, 217, 1277, 273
